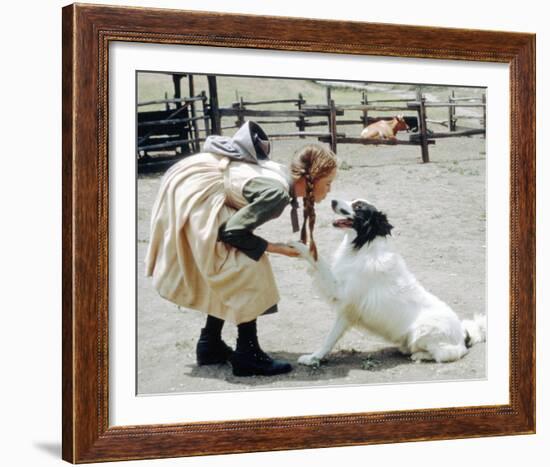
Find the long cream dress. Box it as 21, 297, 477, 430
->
145, 152, 292, 324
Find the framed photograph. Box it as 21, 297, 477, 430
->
62, 3, 535, 463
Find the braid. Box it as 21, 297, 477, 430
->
291, 144, 337, 262
304, 174, 318, 260
300, 174, 309, 243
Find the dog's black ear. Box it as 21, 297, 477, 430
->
352, 210, 393, 249
371, 211, 393, 237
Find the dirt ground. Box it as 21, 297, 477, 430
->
136, 129, 486, 395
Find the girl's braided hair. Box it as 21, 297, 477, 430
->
290, 144, 337, 261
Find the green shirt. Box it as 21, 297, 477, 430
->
218, 177, 291, 261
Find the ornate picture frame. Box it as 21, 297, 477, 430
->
62, 3, 535, 463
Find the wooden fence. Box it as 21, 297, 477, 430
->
137, 74, 213, 171
137, 74, 486, 170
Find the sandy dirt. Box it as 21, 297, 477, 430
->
137, 128, 486, 395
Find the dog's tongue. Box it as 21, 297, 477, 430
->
333, 218, 353, 228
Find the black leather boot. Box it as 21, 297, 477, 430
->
229, 320, 292, 377
196, 316, 233, 366
196, 329, 233, 365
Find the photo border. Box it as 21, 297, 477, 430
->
62, 3, 535, 463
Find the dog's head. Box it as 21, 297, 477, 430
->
331, 198, 393, 249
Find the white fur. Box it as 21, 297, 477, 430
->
290, 210, 486, 366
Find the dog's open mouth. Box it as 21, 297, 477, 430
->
332, 218, 354, 228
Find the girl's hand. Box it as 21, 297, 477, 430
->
266, 242, 301, 257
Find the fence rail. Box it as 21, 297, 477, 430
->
319, 137, 436, 146
137, 74, 486, 170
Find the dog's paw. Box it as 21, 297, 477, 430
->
411, 351, 432, 363
288, 241, 310, 257
398, 346, 412, 356
298, 354, 322, 367
288, 241, 318, 268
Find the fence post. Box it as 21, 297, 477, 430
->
201, 91, 211, 138
207, 75, 221, 135
416, 89, 430, 163
326, 88, 334, 152
449, 90, 456, 132
237, 97, 245, 128
172, 73, 190, 154
297, 93, 306, 138
188, 75, 199, 153
362, 91, 369, 129
329, 99, 338, 154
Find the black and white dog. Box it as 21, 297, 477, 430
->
291, 199, 486, 366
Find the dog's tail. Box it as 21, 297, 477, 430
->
462, 314, 486, 348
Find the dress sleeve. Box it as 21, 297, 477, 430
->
218, 177, 290, 261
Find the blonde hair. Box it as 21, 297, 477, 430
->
290, 144, 337, 261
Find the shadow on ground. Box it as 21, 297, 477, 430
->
186, 347, 412, 386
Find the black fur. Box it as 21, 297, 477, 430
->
351, 203, 393, 250
464, 330, 473, 348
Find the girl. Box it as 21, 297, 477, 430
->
145, 121, 337, 377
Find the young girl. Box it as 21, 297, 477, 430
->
145, 121, 337, 377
